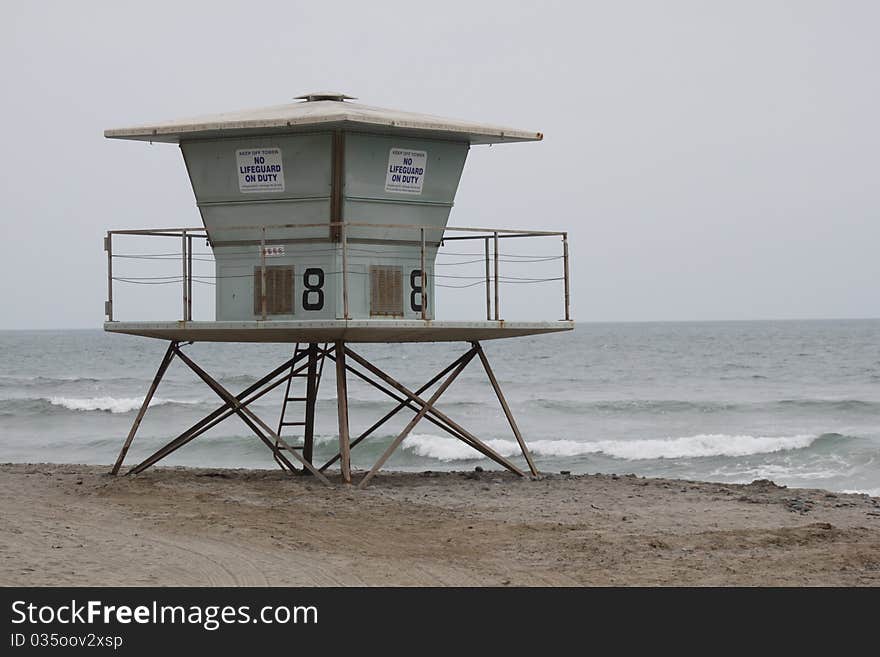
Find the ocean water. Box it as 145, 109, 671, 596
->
0, 320, 878, 494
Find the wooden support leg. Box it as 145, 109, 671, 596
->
172, 346, 332, 486
474, 342, 539, 476
302, 343, 320, 467
359, 348, 478, 488
111, 342, 175, 475
335, 341, 352, 484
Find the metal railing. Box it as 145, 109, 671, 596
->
104, 222, 571, 323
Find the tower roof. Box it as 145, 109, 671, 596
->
104, 93, 543, 145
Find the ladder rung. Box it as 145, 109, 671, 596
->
286, 397, 309, 402
280, 421, 306, 427
276, 444, 304, 450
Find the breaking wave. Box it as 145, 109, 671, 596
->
401, 432, 830, 462
47, 396, 203, 414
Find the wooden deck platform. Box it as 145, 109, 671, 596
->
103, 319, 574, 343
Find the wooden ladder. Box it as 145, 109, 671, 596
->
273, 343, 326, 471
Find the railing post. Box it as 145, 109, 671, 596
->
105, 232, 113, 321
341, 222, 350, 320
493, 231, 500, 321
563, 232, 571, 321
484, 236, 491, 321
420, 227, 427, 321
187, 233, 193, 321
181, 230, 188, 322
260, 227, 267, 320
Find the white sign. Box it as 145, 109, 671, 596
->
261, 245, 285, 258
385, 148, 427, 195
237, 147, 285, 193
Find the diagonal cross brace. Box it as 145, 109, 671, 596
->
130, 369, 298, 475
126, 347, 325, 475
358, 347, 478, 488
319, 349, 473, 471
321, 349, 518, 472
171, 345, 332, 486
344, 346, 525, 479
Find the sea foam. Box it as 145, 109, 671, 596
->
402, 432, 820, 462
48, 396, 201, 414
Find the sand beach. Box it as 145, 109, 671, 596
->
1, 462, 878, 587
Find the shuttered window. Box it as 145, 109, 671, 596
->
370, 265, 403, 316
254, 266, 294, 315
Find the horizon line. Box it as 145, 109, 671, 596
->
1, 316, 879, 332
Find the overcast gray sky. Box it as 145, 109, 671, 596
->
1, 0, 877, 329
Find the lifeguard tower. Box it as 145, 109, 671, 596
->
104, 92, 573, 487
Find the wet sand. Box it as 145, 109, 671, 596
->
1, 463, 878, 586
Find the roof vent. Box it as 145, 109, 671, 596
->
294, 91, 356, 102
